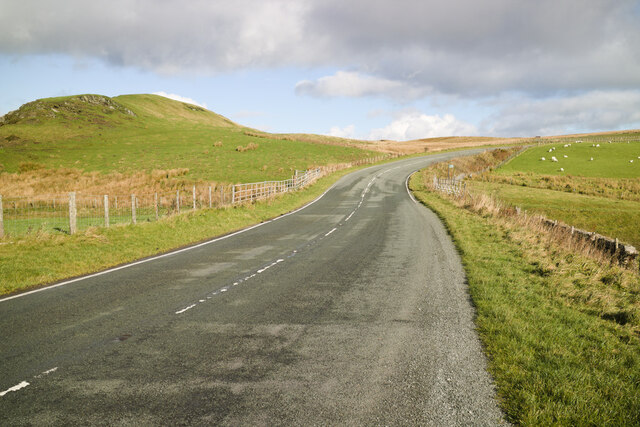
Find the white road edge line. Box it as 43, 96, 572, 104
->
0, 381, 30, 397
406, 172, 420, 204
0, 179, 344, 304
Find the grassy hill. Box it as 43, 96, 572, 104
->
0, 94, 377, 194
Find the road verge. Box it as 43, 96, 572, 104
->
409, 172, 640, 425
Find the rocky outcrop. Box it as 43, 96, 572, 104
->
0, 94, 135, 127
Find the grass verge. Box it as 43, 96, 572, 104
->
0, 167, 358, 296
471, 181, 640, 249
410, 173, 640, 425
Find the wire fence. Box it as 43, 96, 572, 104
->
0, 154, 395, 237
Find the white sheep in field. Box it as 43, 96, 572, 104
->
631, 160, 635, 163
560, 168, 564, 172
564, 155, 568, 158
596, 144, 600, 147
551, 156, 558, 162
548, 148, 553, 152
563, 144, 568, 148
541, 157, 546, 161
590, 157, 594, 161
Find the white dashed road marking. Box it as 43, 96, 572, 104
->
174, 163, 429, 317
1, 367, 59, 398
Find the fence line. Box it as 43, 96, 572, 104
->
433, 176, 466, 197
0, 154, 395, 237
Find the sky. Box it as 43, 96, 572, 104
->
1, 0, 640, 141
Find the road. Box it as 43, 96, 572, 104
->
0, 151, 505, 425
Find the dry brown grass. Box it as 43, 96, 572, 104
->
0, 167, 216, 198
235, 142, 259, 152
423, 164, 640, 273
262, 134, 527, 155
370, 136, 524, 155
478, 172, 640, 202
429, 148, 520, 177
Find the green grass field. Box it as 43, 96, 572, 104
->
0, 94, 377, 184
469, 139, 640, 248
499, 140, 640, 178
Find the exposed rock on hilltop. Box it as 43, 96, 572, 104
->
0, 94, 136, 127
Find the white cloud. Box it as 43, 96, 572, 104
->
2, 0, 638, 98
369, 112, 477, 141
296, 71, 428, 99
483, 90, 640, 136
152, 92, 207, 109
2, 1, 640, 137
327, 124, 356, 138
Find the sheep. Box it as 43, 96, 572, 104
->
631, 160, 635, 163
590, 157, 594, 161
596, 144, 600, 147
560, 168, 564, 172
548, 149, 553, 152
541, 157, 546, 161
551, 156, 558, 162
563, 144, 569, 148
563, 155, 568, 158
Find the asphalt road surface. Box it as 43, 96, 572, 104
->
1, 151, 506, 425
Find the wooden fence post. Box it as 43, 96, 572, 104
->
154, 193, 159, 220
69, 192, 77, 235
0, 195, 4, 238
193, 185, 196, 210
176, 190, 180, 213
104, 195, 109, 228
208, 186, 212, 208
232, 185, 236, 204
131, 194, 137, 224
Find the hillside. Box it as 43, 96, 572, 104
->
375, 136, 517, 154
0, 94, 379, 195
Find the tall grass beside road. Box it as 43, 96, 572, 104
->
470, 181, 640, 249
409, 173, 640, 425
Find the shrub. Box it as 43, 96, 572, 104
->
236, 143, 259, 152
